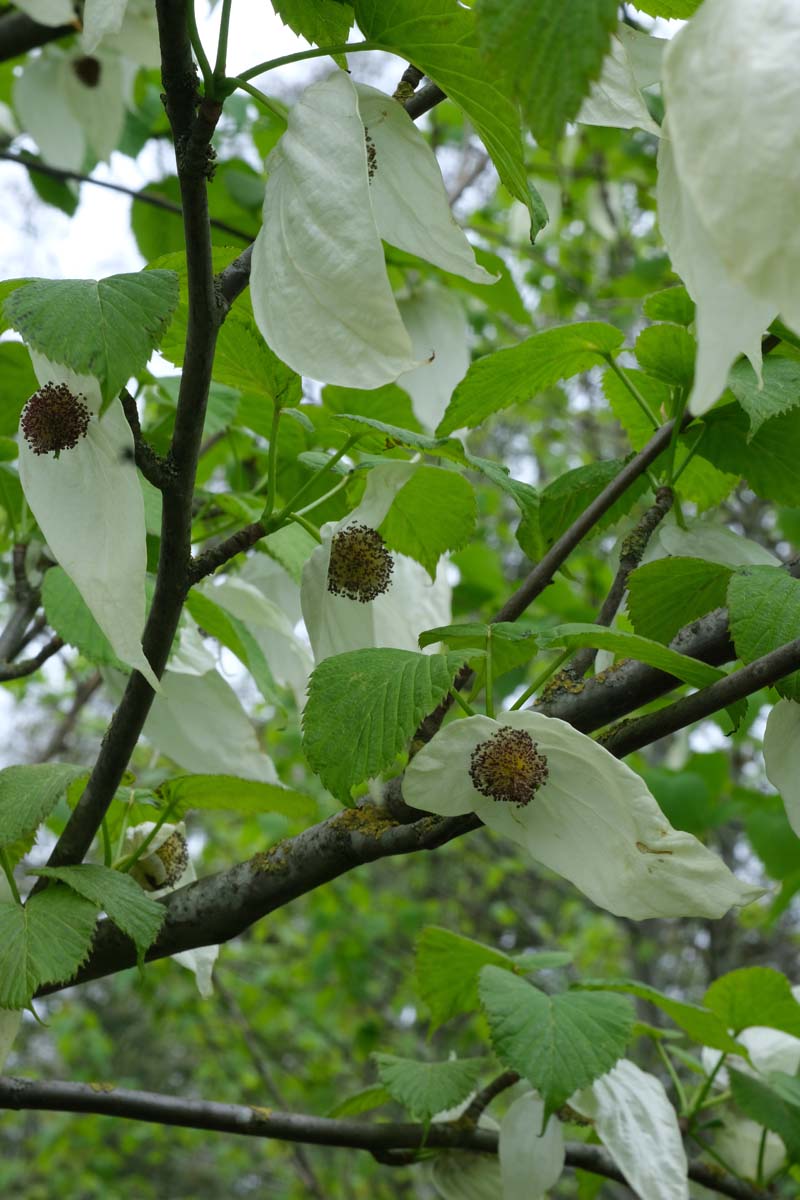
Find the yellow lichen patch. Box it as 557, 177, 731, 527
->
250, 846, 291, 874
89, 1082, 116, 1093
250, 1106, 273, 1120
334, 804, 397, 837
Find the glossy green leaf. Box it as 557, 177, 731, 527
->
0, 885, 98, 1008
373, 1053, 486, 1121
578, 978, 743, 1054
728, 357, 800, 438
705, 967, 800, 1037
378, 466, 477, 578
31, 864, 164, 961
627, 558, 732, 646
155, 773, 317, 821
0, 763, 88, 849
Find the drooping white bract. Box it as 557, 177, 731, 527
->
403, 711, 763, 920
714, 1117, 786, 1183
652, 517, 779, 570
499, 1091, 565, 1200
123, 822, 218, 997
13, 48, 126, 172
251, 71, 494, 389
199, 574, 313, 708
577, 33, 661, 135
397, 287, 470, 433
763, 699, 800, 838
300, 461, 451, 664
429, 1105, 500, 1200
82, 0, 160, 65
659, 0, 800, 415
570, 1060, 688, 1200
141, 668, 278, 783
18, 355, 158, 690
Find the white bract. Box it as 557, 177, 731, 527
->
12, 0, 74, 25
199, 574, 312, 708
430, 1108, 500, 1200
403, 711, 763, 920
571, 1059, 688, 1200
251, 71, 494, 389
652, 518, 780, 569
301, 461, 451, 664
82, 0, 160, 65
123, 822, 218, 997
660, 0, 800, 414
763, 699, 800, 838
141, 668, 278, 783
18, 356, 158, 689
499, 1091, 565, 1200
578, 33, 661, 135
397, 287, 470, 433
714, 1117, 786, 1182
14, 48, 126, 172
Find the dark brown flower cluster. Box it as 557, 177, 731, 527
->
137, 830, 190, 891
469, 726, 549, 807
21, 382, 91, 456
327, 523, 394, 603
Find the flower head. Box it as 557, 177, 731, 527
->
129, 826, 189, 891
21, 382, 91, 455
327, 523, 394, 603
404, 711, 763, 920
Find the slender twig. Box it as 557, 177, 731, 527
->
463, 1071, 520, 1122
416, 421, 685, 744
238, 40, 376, 82
188, 519, 265, 583
0, 597, 38, 663
0, 10, 73, 61
120, 390, 171, 490
0, 1077, 765, 1200
0, 153, 252, 244
600, 634, 800, 758
0, 635, 63, 681
566, 485, 674, 678
34, 671, 101, 763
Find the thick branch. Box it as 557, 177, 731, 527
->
0, 1077, 763, 1200
0, 635, 63, 681
35, 0, 223, 876
0, 10, 73, 60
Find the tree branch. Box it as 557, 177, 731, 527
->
0, 10, 73, 61
119, 391, 171, 490
33, 0, 224, 878
0, 1077, 764, 1200
0, 635, 63, 681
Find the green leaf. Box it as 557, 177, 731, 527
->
698, 402, 800, 505
632, 0, 703, 14
635, 324, 696, 388
302, 649, 466, 802
0, 341, 37, 436
728, 357, 800, 438
271, 0, 353, 47
728, 567, 800, 701
30, 865, 164, 962
729, 1069, 800, 1161
353, 0, 547, 237
578, 979, 743, 1054
21, 152, 78, 216
417, 621, 538, 679
476, 0, 618, 147
513, 950, 573, 973
705, 967, 800, 1037
415, 925, 515, 1030
327, 1084, 392, 1119
378, 466, 477, 578
0, 764, 88, 849
373, 1053, 486, 1122
642, 286, 695, 327
520, 458, 648, 560
156, 774, 317, 821
742, 793, 800, 882
438, 322, 624, 435
322, 383, 423, 433
42, 567, 128, 670
3, 272, 179, 408
539, 622, 746, 727
479, 966, 634, 1120
0, 885, 98, 1008
627, 558, 732, 646
334, 412, 468, 466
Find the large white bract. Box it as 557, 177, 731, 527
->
18, 355, 158, 690
498, 1091, 565, 1200
660, 0, 800, 414
251, 71, 494, 389
403, 711, 763, 920
397, 286, 470, 434
301, 461, 451, 664
763, 699, 800, 838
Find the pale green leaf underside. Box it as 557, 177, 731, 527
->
705, 966, 800, 1037
31, 864, 164, 960
627, 558, 732, 646
156, 773, 317, 821
3, 271, 179, 406
415, 925, 515, 1030
729, 1069, 800, 1161
579, 978, 743, 1054
302, 648, 465, 801
379, 466, 477, 578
